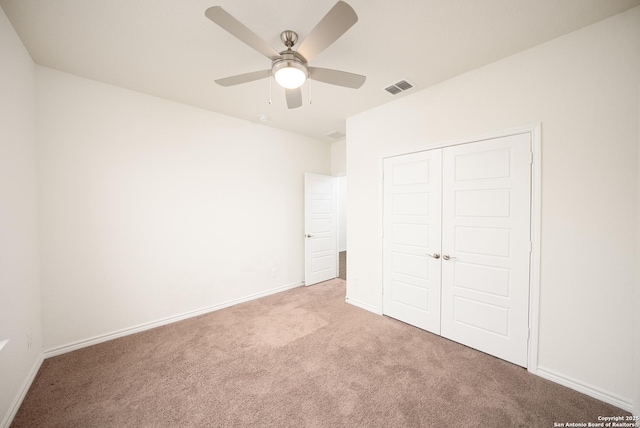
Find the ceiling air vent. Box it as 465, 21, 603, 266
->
326, 131, 346, 140
384, 80, 414, 95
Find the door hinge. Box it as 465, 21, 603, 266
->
529, 152, 534, 164
529, 241, 532, 253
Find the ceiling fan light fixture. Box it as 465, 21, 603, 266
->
275, 67, 306, 89
206, 2, 365, 108
273, 59, 308, 89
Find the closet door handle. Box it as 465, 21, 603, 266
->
305, 234, 314, 238
443, 254, 456, 261
426, 253, 440, 259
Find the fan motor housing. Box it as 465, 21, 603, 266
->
272, 50, 308, 78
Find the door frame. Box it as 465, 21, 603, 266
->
380, 124, 541, 373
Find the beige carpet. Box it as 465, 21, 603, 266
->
13, 279, 628, 427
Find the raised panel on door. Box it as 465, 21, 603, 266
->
440, 133, 531, 367
383, 150, 442, 334
305, 173, 337, 286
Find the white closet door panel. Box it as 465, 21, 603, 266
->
383, 151, 442, 334
441, 133, 531, 367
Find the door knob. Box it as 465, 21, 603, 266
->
426, 253, 440, 259
305, 234, 313, 238
443, 254, 456, 261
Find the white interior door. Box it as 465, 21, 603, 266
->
382, 151, 442, 334
304, 173, 337, 286
440, 134, 531, 367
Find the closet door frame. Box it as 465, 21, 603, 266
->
380, 124, 542, 374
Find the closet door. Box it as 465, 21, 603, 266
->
440, 134, 531, 367
382, 150, 442, 334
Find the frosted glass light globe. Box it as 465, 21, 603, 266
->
274, 66, 307, 89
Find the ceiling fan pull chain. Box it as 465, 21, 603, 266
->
309, 79, 312, 105
268, 76, 272, 105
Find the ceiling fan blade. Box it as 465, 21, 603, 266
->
215, 70, 271, 87
285, 88, 302, 109
296, 1, 358, 62
308, 67, 366, 89
205, 7, 280, 61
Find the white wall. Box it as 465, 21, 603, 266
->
337, 176, 347, 252
346, 6, 640, 410
37, 67, 331, 352
331, 140, 347, 252
635, 84, 640, 419
0, 8, 42, 427
331, 139, 346, 176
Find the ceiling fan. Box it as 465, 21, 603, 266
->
205, 1, 366, 109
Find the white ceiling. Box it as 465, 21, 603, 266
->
2, 0, 639, 142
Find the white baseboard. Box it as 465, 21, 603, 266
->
536, 366, 633, 412
1, 354, 44, 428
345, 296, 382, 315
43, 281, 304, 358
